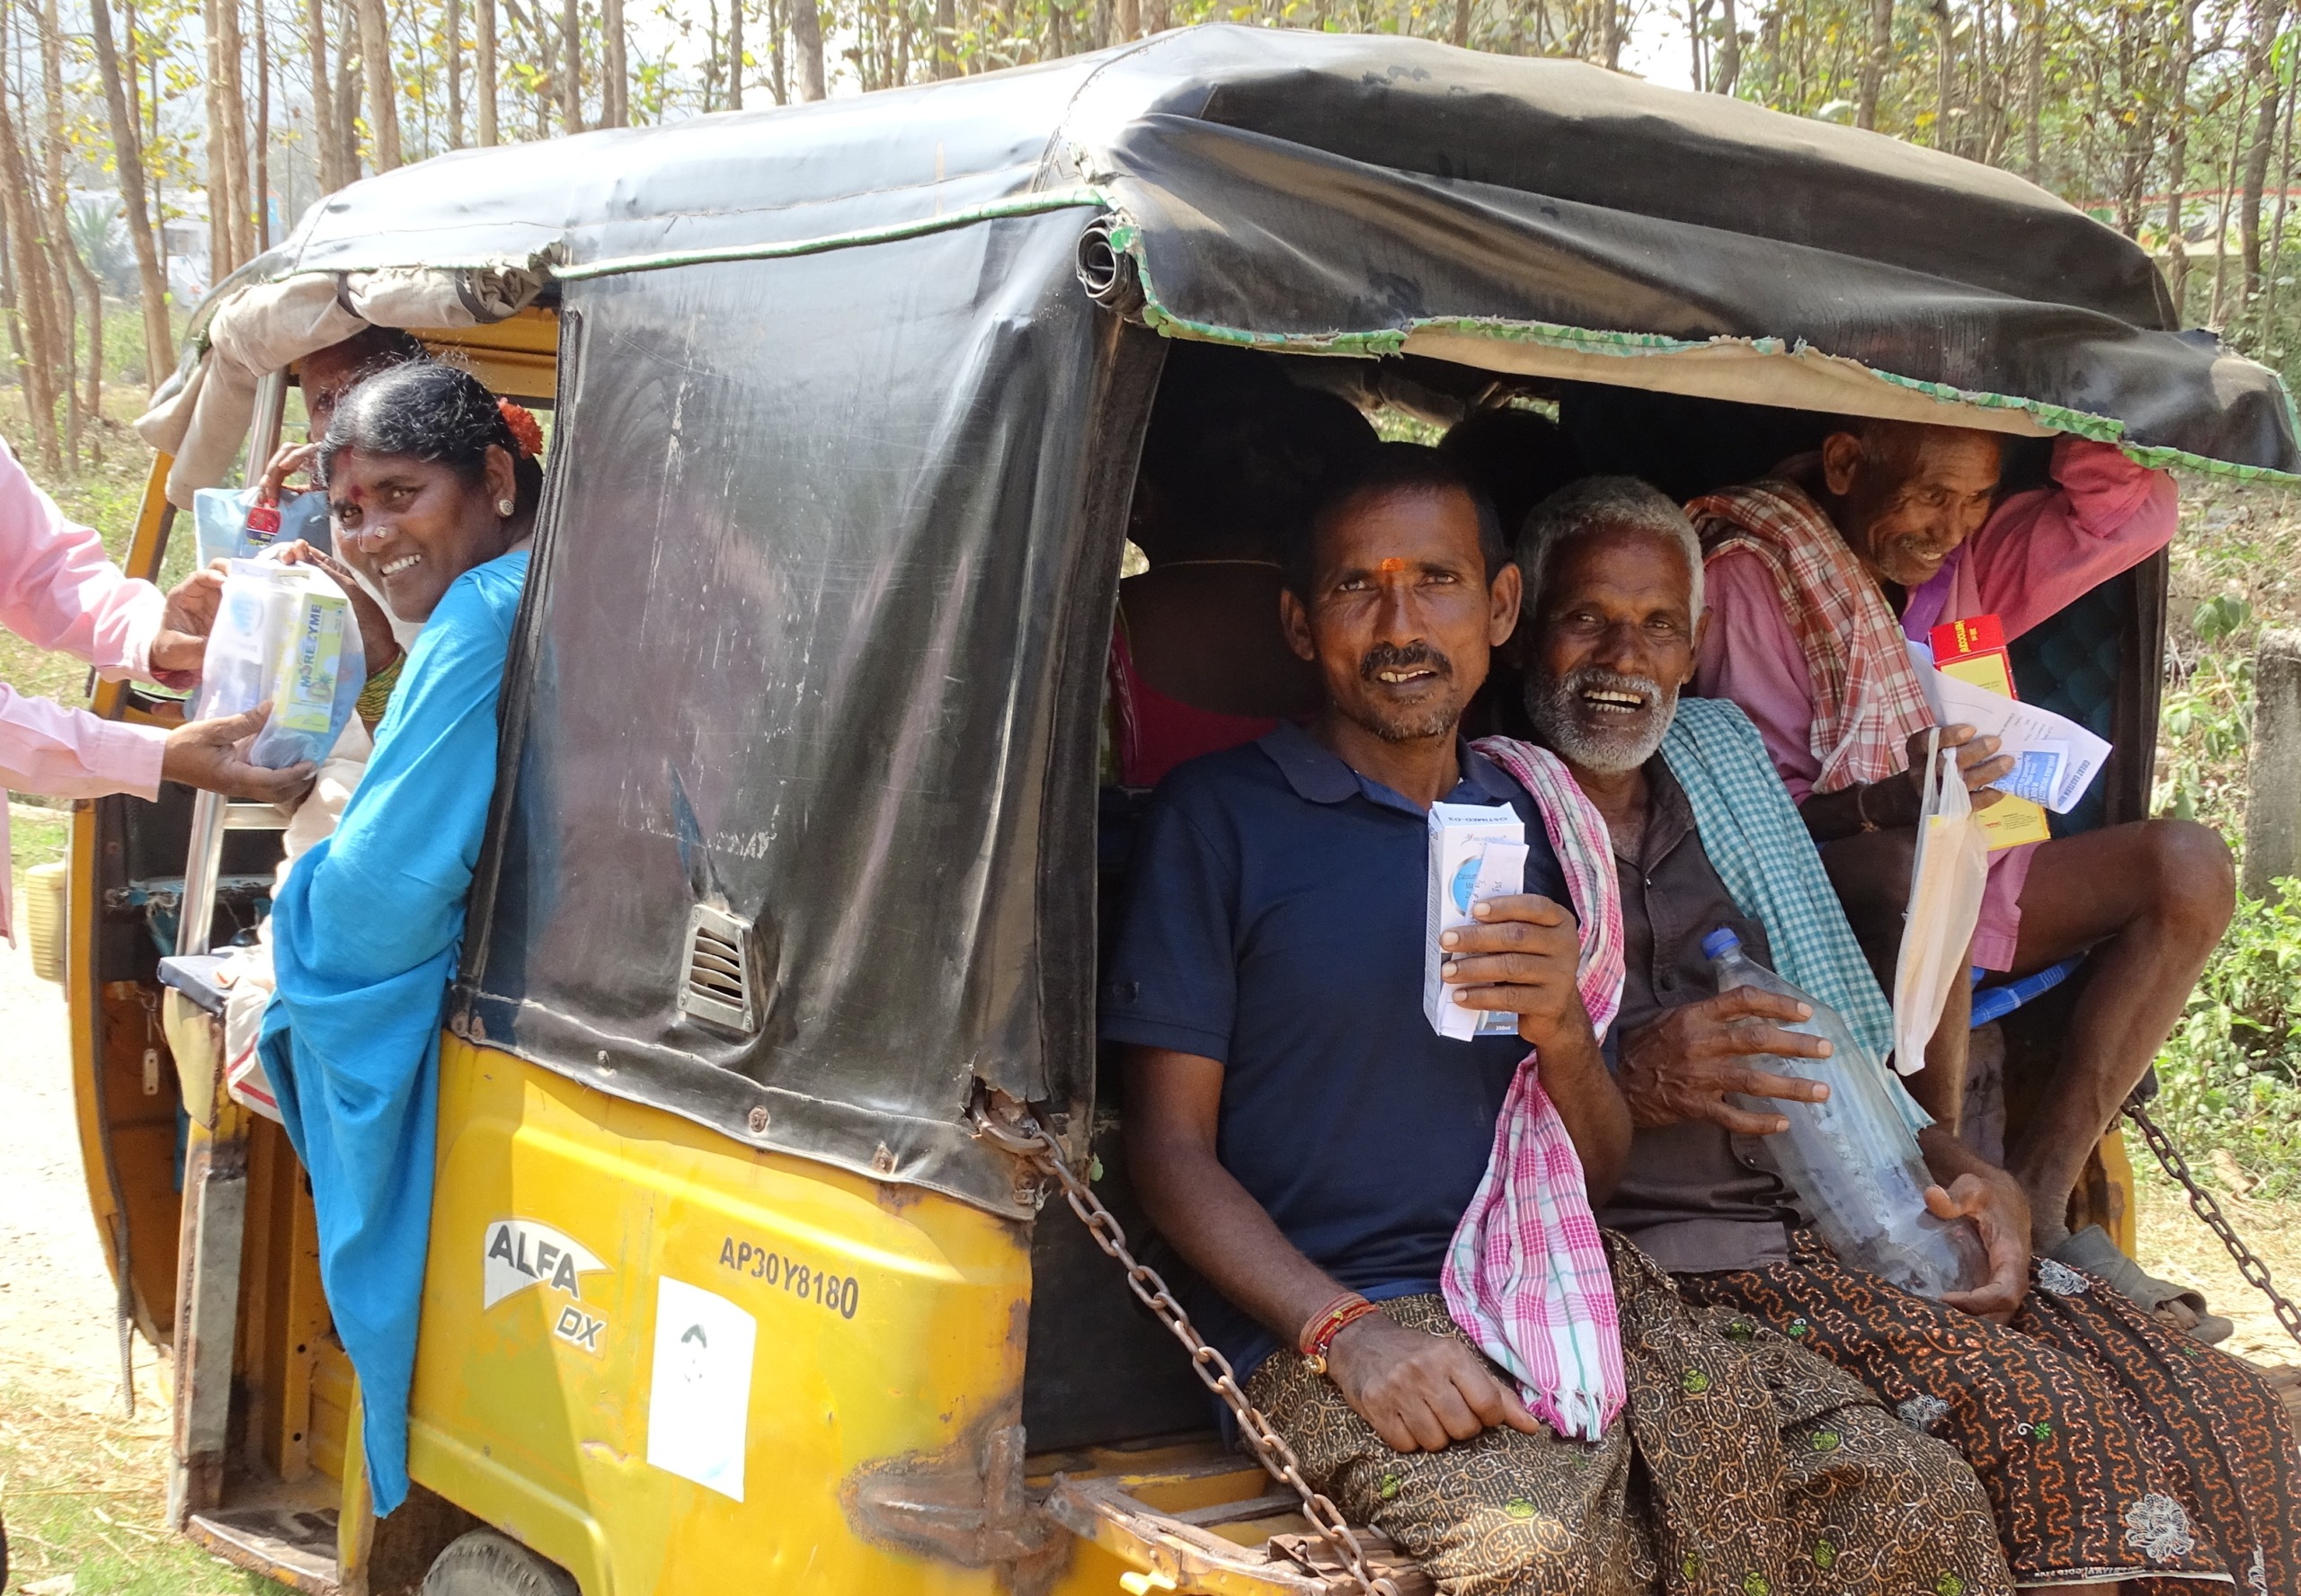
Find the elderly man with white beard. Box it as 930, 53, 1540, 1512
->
1513, 475, 2301, 1596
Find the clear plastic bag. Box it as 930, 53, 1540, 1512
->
191, 485, 331, 566
1892, 732, 1992, 1077
191, 556, 367, 769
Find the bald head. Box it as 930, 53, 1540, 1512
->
1818, 420, 2004, 588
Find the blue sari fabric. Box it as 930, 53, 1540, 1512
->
259, 549, 529, 1514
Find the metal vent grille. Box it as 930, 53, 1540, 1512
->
679, 903, 758, 1033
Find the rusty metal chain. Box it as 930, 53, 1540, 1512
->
973, 1104, 1399, 1596
2123, 1095, 2301, 1351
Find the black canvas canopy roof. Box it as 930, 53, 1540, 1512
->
179, 30, 2288, 1219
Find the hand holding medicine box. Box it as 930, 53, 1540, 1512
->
1424, 802, 1530, 1042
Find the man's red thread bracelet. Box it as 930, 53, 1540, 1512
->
1301, 1294, 1382, 1374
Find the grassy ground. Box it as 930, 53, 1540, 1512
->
0, 1383, 286, 1596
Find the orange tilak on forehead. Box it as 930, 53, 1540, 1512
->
1377, 557, 1407, 575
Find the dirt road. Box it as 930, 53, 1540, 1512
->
0, 935, 167, 1415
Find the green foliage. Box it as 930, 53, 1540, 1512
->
2156, 598, 2252, 823
2154, 879, 2301, 1197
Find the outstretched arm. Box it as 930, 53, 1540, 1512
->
1124, 1042, 1544, 1453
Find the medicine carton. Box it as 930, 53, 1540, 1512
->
1424, 802, 1529, 1042
270, 588, 350, 737
1929, 613, 2052, 852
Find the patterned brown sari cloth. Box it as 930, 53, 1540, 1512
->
1680, 1231, 2301, 1590
1245, 1233, 2013, 1596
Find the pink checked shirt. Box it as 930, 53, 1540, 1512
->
0, 437, 171, 935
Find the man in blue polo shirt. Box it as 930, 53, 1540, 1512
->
1102, 443, 2013, 1596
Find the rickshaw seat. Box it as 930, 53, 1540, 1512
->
2008, 581, 2125, 838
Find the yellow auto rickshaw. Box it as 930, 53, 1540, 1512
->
59, 24, 2297, 1595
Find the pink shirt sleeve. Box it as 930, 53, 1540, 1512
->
0, 683, 166, 800
1964, 436, 2178, 641
1693, 547, 1825, 803
0, 433, 173, 806
0, 433, 164, 678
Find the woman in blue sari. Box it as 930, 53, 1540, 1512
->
259, 360, 539, 1514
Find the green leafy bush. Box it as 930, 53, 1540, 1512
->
2153, 881, 2301, 1197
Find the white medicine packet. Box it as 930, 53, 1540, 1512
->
1424, 802, 1528, 1042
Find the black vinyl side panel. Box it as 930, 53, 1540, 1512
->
455, 213, 1152, 1217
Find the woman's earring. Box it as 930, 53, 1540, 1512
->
497, 498, 516, 516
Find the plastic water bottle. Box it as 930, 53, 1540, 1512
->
1703, 927, 1990, 1299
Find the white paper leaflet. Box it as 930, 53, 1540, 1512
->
1906, 641, 2111, 814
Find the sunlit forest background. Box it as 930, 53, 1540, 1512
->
5, 0, 2301, 479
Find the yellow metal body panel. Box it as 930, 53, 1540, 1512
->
410, 1034, 1035, 1596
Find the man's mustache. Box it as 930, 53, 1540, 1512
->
1359, 642, 1453, 683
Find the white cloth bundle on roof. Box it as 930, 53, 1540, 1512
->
136, 261, 548, 510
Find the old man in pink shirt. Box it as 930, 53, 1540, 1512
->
1692, 423, 2231, 1335
0, 436, 311, 937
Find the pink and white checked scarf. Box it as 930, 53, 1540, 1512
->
1441, 736, 1627, 1442
1688, 481, 1934, 793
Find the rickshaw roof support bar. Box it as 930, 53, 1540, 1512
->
553, 187, 1110, 282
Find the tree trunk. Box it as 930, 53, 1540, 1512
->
2211, 78, 2252, 324
204, 0, 230, 278
79, 261, 101, 448
310, 0, 340, 191
476, 0, 497, 141
356, 0, 399, 168
932, 0, 953, 74
446, 0, 463, 145
2241, 0, 2289, 301
219, 0, 253, 268
560, 0, 581, 129
529, 0, 555, 135
729, 0, 743, 107
1115, 0, 1138, 39
335, 0, 362, 177
1453, 0, 1470, 46
40, 0, 84, 457
2021, 0, 2042, 178
791, 0, 825, 98
89, 0, 172, 390
0, 68, 63, 472
1931, 0, 1957, 149
253, 0, 271, 248
1715, 0, 1739, 91
2163, 0, 2200, 311
2256, 40, 2301, 345
1855, 0, 1891, 129
603, 0, 625, 124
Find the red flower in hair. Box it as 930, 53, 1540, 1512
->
498, 398, 545, 459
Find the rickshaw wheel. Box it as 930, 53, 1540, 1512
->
419, 1528, 578, 1596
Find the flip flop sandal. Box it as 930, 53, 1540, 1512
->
2051, 1225, 2234, 1345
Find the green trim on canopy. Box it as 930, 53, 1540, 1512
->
1125, 242, 2301, 486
